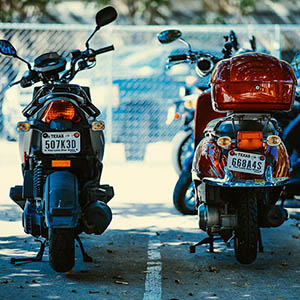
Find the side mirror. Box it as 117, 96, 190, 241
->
0, 40, 17, 57
157, 30, 182, 44
96, 6, 118, 28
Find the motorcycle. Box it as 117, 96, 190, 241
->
0, 6, 117, 272
191, 51, 296, 264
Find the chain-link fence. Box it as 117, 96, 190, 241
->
1, 24, 300, 160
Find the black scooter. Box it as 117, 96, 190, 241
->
1, 6, 117, 272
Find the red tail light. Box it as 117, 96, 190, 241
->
41, 100, 81, 123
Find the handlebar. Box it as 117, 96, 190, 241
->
168, 54, 188, 62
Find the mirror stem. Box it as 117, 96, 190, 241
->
16, 55, 32, 70
178, 37, 192, 53
85, 26, 100, 50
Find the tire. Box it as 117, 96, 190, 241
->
49, 228, 75, 272
234, 190, 258, 264
173, 170, 197, 215
171, 130, 193, 175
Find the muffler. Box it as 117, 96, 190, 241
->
83, 201, 112, 235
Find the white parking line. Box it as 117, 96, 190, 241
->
143, 233, 162, 300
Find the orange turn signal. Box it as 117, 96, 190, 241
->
174, 112, 181, 120
17, 122, 30, 132
217, 136, 232, 148
237, 131, 263, 150
266, 135, 281, 146
91, 121, 105, 131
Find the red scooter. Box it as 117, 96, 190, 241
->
191, 52, 296, 264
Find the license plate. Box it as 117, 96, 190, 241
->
227, 151, 265, 175
42, 132, 80, 154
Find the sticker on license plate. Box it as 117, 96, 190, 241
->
227, 151, 265, 175
42, 132, 80, 154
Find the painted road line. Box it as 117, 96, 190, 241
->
143, 233, 162, 300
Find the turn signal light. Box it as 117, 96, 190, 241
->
266, 135, 281, 146
41, 100, 81, 123
217, 136, 232, 148
91, 121, 105, 131
174, 112, 181, 120
237, 131, 263, 150
17, 121, 30, 132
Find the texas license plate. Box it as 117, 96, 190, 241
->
42, 132, 80, 154
227, 151, 265, 175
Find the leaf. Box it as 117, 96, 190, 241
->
89, 291, 100, 294
114, 281, 129, 285
208, 266, 220, 273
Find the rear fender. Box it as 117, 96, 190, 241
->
44, 171, 80, 228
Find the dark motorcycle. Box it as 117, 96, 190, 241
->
1, 6, 117, 272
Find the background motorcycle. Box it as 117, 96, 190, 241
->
192, 52, 296, 264
166, 92, 196, 176
1, 6, 117, 272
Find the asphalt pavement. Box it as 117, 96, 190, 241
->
0, 140, 300, 300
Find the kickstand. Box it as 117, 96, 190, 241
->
10, 239, 47, 266
190, 236, 216, 253
258, 228, 264, 253
75, 236, 93, 262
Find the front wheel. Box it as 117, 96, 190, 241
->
173, 170, 197, 215
49, 228, 75, 272
234, 190, 258, 264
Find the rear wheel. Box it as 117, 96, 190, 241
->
49, 228, 75, 272
234, 190, 258, 264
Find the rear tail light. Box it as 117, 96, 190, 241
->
41, 100, 81, 123
237, 131, 263, 150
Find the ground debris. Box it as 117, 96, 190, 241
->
89, 290, 100, 294
208, 266, 220, 273
175, 279, 180, 284
114, 280, 128, 285
189, 292, 194, 296
292, 234, 300, 239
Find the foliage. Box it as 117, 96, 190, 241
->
83, 0, 172, 24
0, 0, 61, 22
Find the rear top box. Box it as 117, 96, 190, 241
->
210, 52, 297, 112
